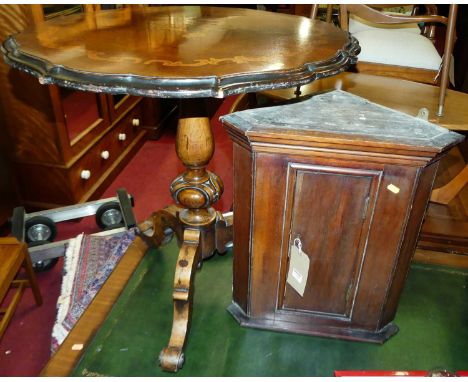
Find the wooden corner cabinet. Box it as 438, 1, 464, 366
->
0, 5, 169, 211
221, 90, 463, 343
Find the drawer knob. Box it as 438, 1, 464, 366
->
101, 150, 110, 160
80, 170, 91, 180
132, 118, 140, 127
118, 133, 127, 141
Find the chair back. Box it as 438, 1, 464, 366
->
339, 4, 448, 32
339, 4, 458, 116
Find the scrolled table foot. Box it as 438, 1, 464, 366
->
159, 346, 185, 372
159, 228, 200, 373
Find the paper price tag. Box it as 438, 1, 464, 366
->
387, 184, 400, 194
286, 240, 310, 297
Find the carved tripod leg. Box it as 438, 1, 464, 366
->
159, 229, 201, 372
137, 205, 183, 248
159, 99, 224, 372
215, 211, 234, 254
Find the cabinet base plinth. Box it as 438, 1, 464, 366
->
227, 303, 399, 344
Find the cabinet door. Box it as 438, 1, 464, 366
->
61, 89, 108, 144
50, 86, 110, 161
278, 163, 381, 319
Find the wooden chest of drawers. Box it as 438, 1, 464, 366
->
0, 5, 174, 213
221, 90, 463, 342
10, 96, 147, 208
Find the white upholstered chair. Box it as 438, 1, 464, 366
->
340, 4, 458, 116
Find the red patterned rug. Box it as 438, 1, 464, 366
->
50, 229, 136, 353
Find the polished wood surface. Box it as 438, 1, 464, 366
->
159, 229, 200, 372
2, 6, 359, 98
342, 4, 447, 27
353, 62, 439, 85
431, 165, 468, 204
418, 146, 468, 258
222, 91, 461, 342
281, 167, 378, 317
172, 100, 220, 229
414, 248, 468, 268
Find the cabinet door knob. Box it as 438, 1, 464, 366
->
80, 170, 91, 180
101, 150, 110, 160
132, 118, 140, 127
118, 133, 127, 141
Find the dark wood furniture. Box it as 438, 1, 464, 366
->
0, 237, 42, 339
0, 5, 170, 212
0, 152, 18, 230
222, 90, 463, 342
237, 71, 468, 267
1, 6, 359, 372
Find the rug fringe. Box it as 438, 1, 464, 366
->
51, 233, 84, 352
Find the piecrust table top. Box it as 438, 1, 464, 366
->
1, 6, 359, 98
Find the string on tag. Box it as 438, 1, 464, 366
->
294, 237, 302, 254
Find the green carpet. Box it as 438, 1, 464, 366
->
72, 239, 468, 377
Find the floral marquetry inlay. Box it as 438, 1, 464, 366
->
86, 50, 275, 68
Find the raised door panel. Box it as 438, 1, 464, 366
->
279, 164, 381, 319
54, 87, 110, 160
62, 90, 105, 143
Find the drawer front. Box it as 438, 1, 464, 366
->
69, 103, 143, 199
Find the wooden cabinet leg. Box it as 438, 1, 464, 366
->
159, 229, 201, 372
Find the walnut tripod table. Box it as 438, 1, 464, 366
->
137, 98, 235, 371
1, 5, 359, 372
